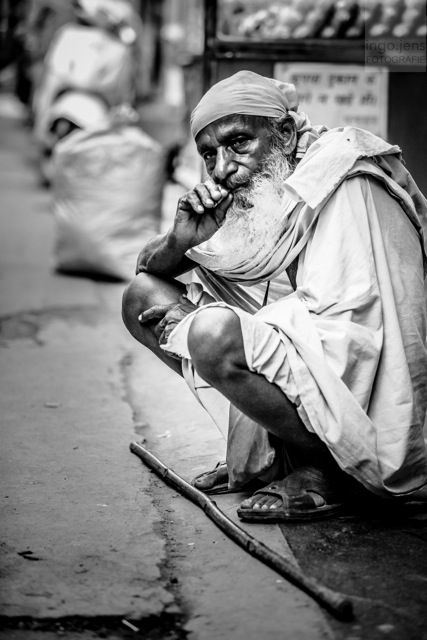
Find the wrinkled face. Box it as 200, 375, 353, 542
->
195, 114, 274, 193
195, 114, 296, 264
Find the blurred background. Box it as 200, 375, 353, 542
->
1, 4, 427, 635
1, 2, 426, 167
0, 0, 426, 284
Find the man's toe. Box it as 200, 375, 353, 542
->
239, 494, 282, 511
194, 475, 217, 490
260, 497, 281, 510
192, 463, 229, 490
193, 475, 212, 489
265, 498, 281, 510
240, 496, 256, 509
254, 495, 272, 509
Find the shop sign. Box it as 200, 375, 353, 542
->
274, 63, 389, 138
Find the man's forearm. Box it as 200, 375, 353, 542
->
138, 178, 231, 277
137, 230, 195, 277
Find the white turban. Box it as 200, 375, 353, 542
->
190, 70, 299, 139
190, 70, 328, 160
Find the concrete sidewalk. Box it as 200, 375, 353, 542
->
0, 96, 175, 623
2, 93, 426, 640
0, 95, 332, 640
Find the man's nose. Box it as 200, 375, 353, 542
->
213, 147, 237, 184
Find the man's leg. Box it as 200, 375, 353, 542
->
122, 272, 187, 376
123, 273, 237, 492
187, 306, 344, 510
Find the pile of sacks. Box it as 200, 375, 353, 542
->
31, 0, 166, 281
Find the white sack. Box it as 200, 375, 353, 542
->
52, 125, 164, 280
33, 23, 137, 146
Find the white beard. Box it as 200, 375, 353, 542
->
202, 150, 294, 264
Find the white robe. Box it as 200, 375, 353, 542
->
162, 128, 427, 498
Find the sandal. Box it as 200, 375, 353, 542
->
237, 466, 344, 522
191, 461, 267, 495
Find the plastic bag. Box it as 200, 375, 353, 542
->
52, 125, 165, 280
33, 23, 137, 146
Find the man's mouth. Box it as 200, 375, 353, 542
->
227, 180, 250, 193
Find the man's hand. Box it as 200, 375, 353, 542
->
134, 179, 233, 278
138, 294, 198, 351
173, 178, 233, 248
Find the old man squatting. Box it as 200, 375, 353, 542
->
122, 70, 427, 522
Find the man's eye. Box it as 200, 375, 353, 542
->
231, 138, 249, 152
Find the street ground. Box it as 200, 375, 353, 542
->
1, 92, 427, 640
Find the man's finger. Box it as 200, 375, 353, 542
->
213, 193, 233, 224
204, 179, 228, 202
191, 182, 229, 211
138, 305, 169, 323
182, 190, 206, 214
193, 183, 215, 205
186, 184, 220, 212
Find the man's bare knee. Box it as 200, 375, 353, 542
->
188, 307, 245, 383
122, 272, 157, 332
122, 272, 186, 333
121, 272, 187, 376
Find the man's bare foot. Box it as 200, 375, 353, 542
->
237, 467, 344, 522
240, 491, 324, 512
191, 460, 280, 495
192, 462, 229, 492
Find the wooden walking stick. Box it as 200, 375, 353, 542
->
130, 441, 353, 621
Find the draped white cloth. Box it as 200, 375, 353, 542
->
162, 127, 427, 497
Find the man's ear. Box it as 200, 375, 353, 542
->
277, 115, 297, 155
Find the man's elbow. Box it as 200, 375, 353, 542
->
135, 254, 149, 275
135, 236, 165, 275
